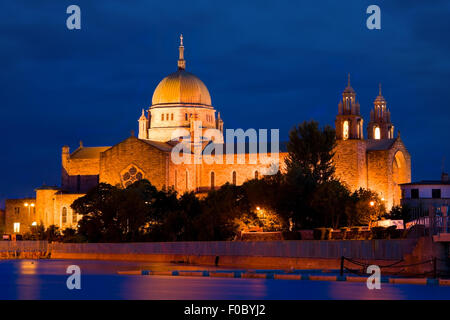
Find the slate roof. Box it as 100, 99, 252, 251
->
400, 180, 450, 186
140, 139, 176, 152
365, 139, 396, 151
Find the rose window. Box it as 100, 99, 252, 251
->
121, 165, 145, 187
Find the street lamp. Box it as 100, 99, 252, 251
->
24, 202, 35, 214
369, 201, 375, 207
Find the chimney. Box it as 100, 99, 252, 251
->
442, 172, 449, 182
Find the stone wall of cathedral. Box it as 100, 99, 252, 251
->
99, 137, 169, 190
333, 140, 367, 191
62, 150, 101, 193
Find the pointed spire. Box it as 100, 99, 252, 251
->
79, 140, 83, 148
379, 83, 382, 96
139, 109, 147, 121
344, 73, 355, 93
178, 34, 186, 70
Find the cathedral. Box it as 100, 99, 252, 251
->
4, 36, 411, 234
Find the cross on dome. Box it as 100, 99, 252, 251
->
178, 34, 186, 70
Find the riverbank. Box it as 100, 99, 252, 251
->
1, 238, 448, 275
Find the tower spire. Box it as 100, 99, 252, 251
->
178, 34, 186, 70
348, 73, 351, 87
379, 83, 382, 96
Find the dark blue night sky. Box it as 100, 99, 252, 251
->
1, 0, 450, 207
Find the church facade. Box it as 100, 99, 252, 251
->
4, 37, 411, 234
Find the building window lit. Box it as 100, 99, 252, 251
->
62, 207, 67, 224
232, 171, 237, 185
374, 127, 381, 140
343, 121, 349, 140
13, 223, 20, 233
72, 212, 78, 224
171, 113, 173, 121
161, 114, 164, 121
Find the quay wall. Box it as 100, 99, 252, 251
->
49, 240, 423, 270
2, 239, 446, 273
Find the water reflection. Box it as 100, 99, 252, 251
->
0, 260, 448, 300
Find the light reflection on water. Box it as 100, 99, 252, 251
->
0, 259, 448, 300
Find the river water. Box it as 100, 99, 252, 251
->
0, 259, 449, 300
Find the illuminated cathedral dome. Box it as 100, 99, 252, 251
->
151, 69, 212, 106
151, 34, 212, 107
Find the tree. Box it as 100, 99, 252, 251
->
285, 120, 336, 184
72, 183, 123, 242
196, 183, 252, 240
310, 179, 351, 228
347, 188, 386, 226
386, 205, 412, 229
45, 225, 61, 242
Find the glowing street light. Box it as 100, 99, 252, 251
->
24, 202, 35, 215
369, 201, 375, 207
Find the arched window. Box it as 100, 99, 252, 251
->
343, 121, 349, 140
255, 170, 259, 180
72, 211, 77, 224
232, 171, 237, 185
161, 114, 164, 121
374, 127, 381, 140
211, 171, 215, 189
171, 113, 174, 121
185, 113, 188, 121
62, 207, 67, 224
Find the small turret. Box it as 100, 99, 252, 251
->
335, 74, 363, 140
138, 109, 149, 139
367, 84, 394, 140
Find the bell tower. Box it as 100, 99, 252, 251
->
335, 74, 363, 140
367, 84, 394, 140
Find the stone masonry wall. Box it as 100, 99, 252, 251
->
99, 136, 168, 190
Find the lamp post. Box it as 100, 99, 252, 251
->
24, 202, 35, 228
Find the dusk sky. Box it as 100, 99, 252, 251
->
1, 0, 450, 206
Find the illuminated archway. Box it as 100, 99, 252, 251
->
392, 151, 408, 206
374, 127, 381, 140
343, 121, 349, 140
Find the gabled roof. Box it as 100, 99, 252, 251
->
70, 147, 111, 159
366, 139, 396, 151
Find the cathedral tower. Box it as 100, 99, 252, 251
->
335, 74, 363, 140
367, 84, 394, 140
